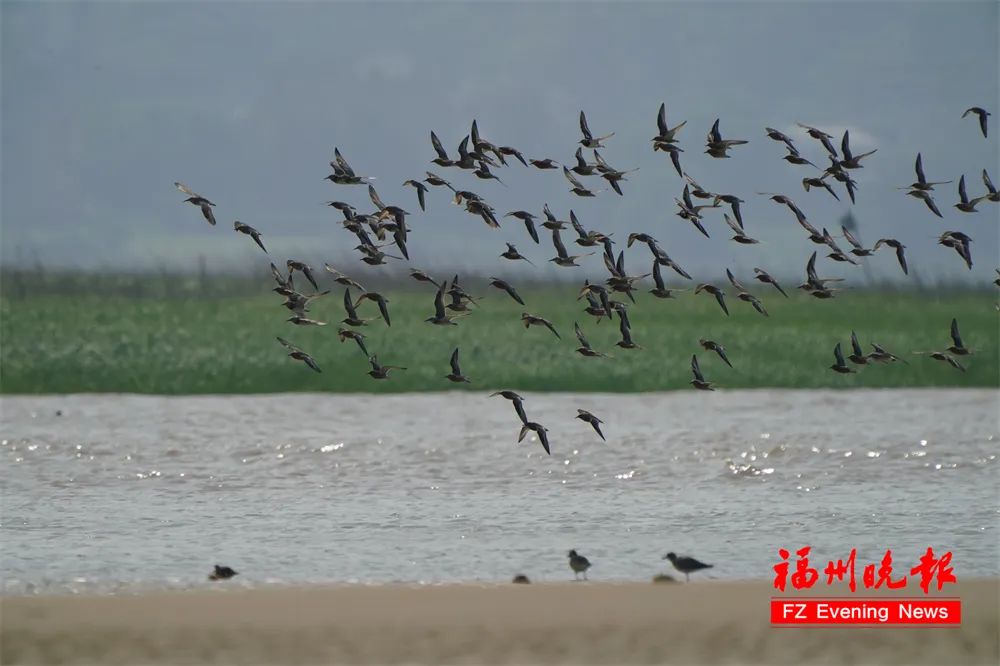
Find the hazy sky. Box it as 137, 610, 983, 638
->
2, 1, 997, 284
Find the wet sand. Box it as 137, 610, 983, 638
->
3, 580, 997, 664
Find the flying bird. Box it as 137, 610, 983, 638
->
830, 342, 856, 374
962, 107, 990, 138
521, 312, 560, 339
367, 355, 406, 380
694, 283, 729, 316
488, 277, 525, 305
174, 182, 217, 225
873, 238, 908, 275
705, 118, 748, 157
233, 221, 267, 252
689, 355, 714, 390
445, 347, 471, 383
954, 175, 986, 213
519, 421, 551, 455
699, 339, 733, 368
490, 390, 528, 425
752, 268, 788, 298
579, 110, 615, 148
574, 322, 609, 358
576, 409, 606, 441
402, 179, 428, 211
276, 336, 321, 373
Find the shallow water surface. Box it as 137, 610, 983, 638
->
1, 389, 997, 594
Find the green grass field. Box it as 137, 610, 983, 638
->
1, 272, 996, 394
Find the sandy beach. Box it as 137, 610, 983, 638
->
3, 580, 997, 665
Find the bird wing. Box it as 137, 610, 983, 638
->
691, 355, 704, 381
840, 130, 853, 161
915, 153, 926, 184
579, 110, 592, 141
450, 348, 462, 375
834, 343, 847, 366
343, 288, 358, 318
983, 169, 996, 194
841, 225, 863, 250
174, 181, 203, 199
806, 252, 819, 282
709, 118, 722, 143
723, 213, 742, 235
334, 148, 355, 177
651, 260, 665, 288
537, 426, 551, 455
657, 102, 668, 135
552, 228, 568, 258
958, 174, 968, 203
851, 331, 863, 356
433, 285, 446, 318
570, 209, 585, 236
950, 318, 963, 348
563, 167, 585, 189
368, 184, 386, 211
276, 336, 300, 352
430, 131, 449, 160
575, 322, 590, 348
726, 268, 745, 291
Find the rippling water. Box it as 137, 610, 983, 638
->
1, 390, 997, 594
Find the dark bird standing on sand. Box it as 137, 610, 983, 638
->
209, 565, 238, 581
873, 238, 908, 275
276, 337, 321, 373
174, 182, 217, 226
490, 390, 528, 425
830, 342, 856, 374
367, 355, 406, 380
233, 221, 267, 253
579, 110, 615, 148
445, 347, 471, 383
962, 107, 990, 138
519, 421, 551, 455
664, 552, 713, 582
488, 277, 525, 305
690, 355, 714, 391
699, 339, 733, 368
568, 550, 591, 579
576, 410, 606, 441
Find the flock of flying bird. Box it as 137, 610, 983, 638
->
174, 103, 994, 457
